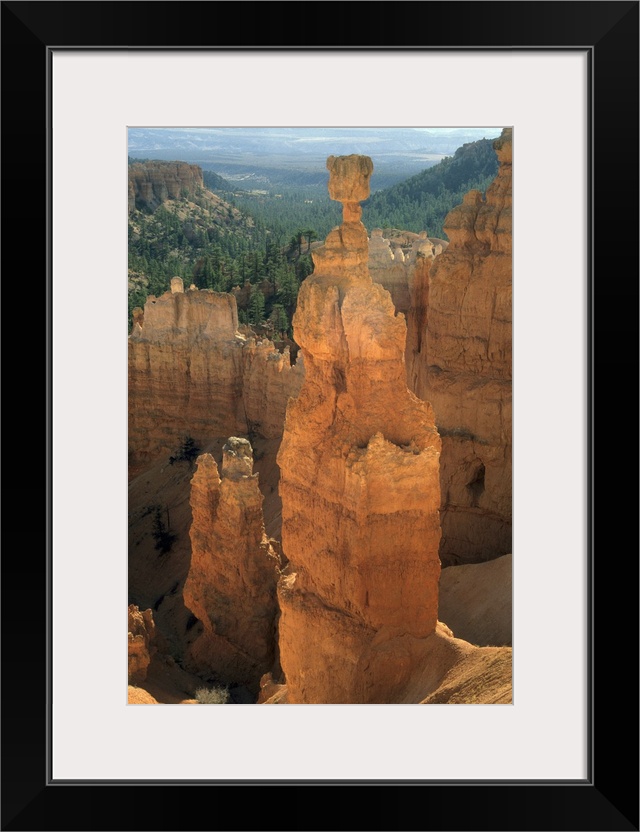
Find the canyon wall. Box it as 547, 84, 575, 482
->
128, 284, 247, 472
128, 280, 303, 475
418, 128, 512, 565
277, 155, 443, 704
368, 228, 445, 320
128, 161, 203, 213
182, 439, 281, 690
367, 131, 512, 566
242, 341, 305, 439
368, 229, 440, 395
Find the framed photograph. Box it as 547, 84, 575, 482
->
3, 1, 637, 830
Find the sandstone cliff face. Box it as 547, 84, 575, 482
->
416, 128, 512, 565
128, 282, 303, 474
128, 284, 246, 473
128, 605, 156, 684
128, 161, 203, 213
182, 439, 282, 690
277, 155, 442, 704
368, 228, 413, 312
368, 229, 443, 396
242, 341, 304, 439
368, 228, 446, 321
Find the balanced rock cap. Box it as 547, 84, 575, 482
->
326, 154, 374, 204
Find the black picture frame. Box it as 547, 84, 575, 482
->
2, 2, 638, 830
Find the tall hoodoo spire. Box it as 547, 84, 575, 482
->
276, 155, 442, 704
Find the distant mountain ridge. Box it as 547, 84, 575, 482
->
128, 127, 502, 159
128, 127, 502, 189
362, 138, 500, 237
203, 169, 233, 191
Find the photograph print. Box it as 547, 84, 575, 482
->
127, 125, 513, 705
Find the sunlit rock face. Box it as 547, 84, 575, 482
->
128, 288, 303, 476
128, 289, 247, 474
364, 132, 512, 565
277, 154, 442, 704
418, 128, 512, 565
182, 441, 281, 691
241, 340, 304, 439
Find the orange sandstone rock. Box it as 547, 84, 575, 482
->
127, 685, 158, 704
327, 154, 373, 204
128, 288, 246, 473
128, 288, 303, 475
367, 229, 443, 396
128, 605, 156, 684
257, 672, 288, 704
418, 128, 513, 564
182, 440, 282, 690
368, 228, 446, 321
260, 623, 512, 705
365, 133, 512, 566
242, 341, 304, 439
277, 155, 442, 703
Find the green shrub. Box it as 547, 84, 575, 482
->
168, 435, 201, 465
152, 506, 176, 555
194, 686, 230, 704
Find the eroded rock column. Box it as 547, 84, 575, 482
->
128, 604, 157, 684
277, 155, 442, 703
183, 438, 281, 690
